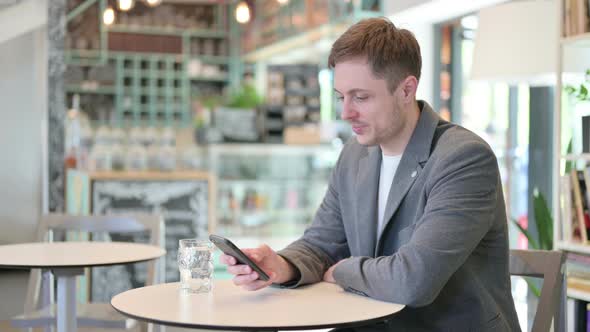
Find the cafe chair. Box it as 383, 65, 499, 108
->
509, 249, 566, 332
11, 213, 165, 332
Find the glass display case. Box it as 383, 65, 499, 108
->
207, 143, 341, 246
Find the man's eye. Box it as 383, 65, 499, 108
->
335, 96, 344, 102
354, 96, 368, 101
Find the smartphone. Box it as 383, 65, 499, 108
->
209, 234, 270, 281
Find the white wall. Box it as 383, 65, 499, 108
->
0, 0, 47, 44
0, 27, 47, 244
394, 21, 434, 104
386, 0, 510, 24
386, 0, 511, 107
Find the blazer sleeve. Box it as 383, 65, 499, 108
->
332, 139, 500, 307
277, 143, 351, 287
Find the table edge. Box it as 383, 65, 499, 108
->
110, 292, 405, 331
0, 254, 165, 270
0, 242, 165, 269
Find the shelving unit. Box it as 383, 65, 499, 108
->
244, 0, 383, 55
553, 1, 590, 251
553, 0, 590, 328
207, 143, 340, 239
263, 64, 321, 142
64, 0, 237, 127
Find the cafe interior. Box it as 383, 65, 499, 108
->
2, 0, 590, 331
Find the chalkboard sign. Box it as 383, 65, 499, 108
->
214, 107, 260, 142
90, 179, 209, 302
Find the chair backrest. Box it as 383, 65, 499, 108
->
24, 213, 165, 313
509, 249, 566, 332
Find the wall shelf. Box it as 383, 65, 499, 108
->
568, 288, 590, 302
242, 23, 348, 63
556, 241, 590, 255
107, 26, 226, 38
190, 56, 230, 65
206, 143, 338, 156
65, 85, 116, 95
219, 179, 327, 186
561, 154, 590, 161
189, 76, 229, 82
561, 32, 590, 47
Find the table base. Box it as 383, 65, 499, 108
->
53, 268, 83, 332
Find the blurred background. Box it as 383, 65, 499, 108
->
1, 0, 590, 330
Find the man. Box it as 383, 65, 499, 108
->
221, 17, 521, 331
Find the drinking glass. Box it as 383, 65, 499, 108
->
177, 239, 214, 293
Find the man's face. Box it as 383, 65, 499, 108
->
334, 58, 409, 150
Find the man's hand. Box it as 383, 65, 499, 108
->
219, 244, 297, 291
323, 259, 347, 283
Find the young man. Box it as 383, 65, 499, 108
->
221, 18, 521, 331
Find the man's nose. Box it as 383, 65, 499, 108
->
341, 100, 358, 121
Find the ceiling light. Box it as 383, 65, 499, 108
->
235, 2, 250, 24
117, 0, 134, 12
145, 0, 162, 7
103, 7, 115, 26
460, 15, 478, 30
277, 0, 289, 5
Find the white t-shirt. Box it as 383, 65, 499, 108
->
378, 153, 402, 239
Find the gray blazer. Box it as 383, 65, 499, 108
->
278, 101, 521, 332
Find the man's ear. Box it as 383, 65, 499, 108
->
400, 76, 418, 102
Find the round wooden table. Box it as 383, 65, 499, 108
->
0, 242, 165, 332
111, 280, 404, 331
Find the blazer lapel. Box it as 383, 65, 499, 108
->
375, 101, 441, 252
355, 145, 381, 257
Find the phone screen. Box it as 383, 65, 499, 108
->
209, 234, 270, 281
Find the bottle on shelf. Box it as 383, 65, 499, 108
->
158, 126, 177, 171
125, 126, 148, 171
64, 94, 82, 170
88, 125, 113, 172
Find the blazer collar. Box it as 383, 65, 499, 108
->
402, 100, 440, 166
375, 101, 441, 252
354, 101, 440, 255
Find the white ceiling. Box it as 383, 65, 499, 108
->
386, 0, 511, 24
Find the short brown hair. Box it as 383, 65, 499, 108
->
328, 17, 422, 93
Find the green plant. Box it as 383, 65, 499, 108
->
226, 83, 263, 109
201, 95, 223, 110
510, 190, 553, 297
509, 140, 572, 297
564, 139, 573, 175
511, 190, 553, 251
564, 69, 590, 102
193, 95, 222, 129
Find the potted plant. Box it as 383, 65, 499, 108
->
214, 75, 264, 142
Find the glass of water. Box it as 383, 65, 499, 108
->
177, 239, 214, 293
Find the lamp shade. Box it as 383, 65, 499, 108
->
471, 0, 590, 86
471, 0, 560, 85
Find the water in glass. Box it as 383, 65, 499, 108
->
178, 239, 214, 293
